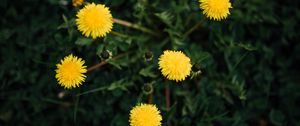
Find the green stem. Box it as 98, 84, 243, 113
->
113, 18, 160, 37
74, 96, 79, 125
76, 86, 107, 96
87, 51, 130, 72
183, 19, 205, 38
111, 31, 128, 38
165, 82, 170, 111
148, 93, 153, 104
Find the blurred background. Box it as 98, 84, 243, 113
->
0, 0, 300, 125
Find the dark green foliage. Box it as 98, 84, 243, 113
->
1, 0, 300, 125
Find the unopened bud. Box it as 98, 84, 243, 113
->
100, 50, 112, 60
144, 51, 153, 61
143, 83, 153, 95
191, 64, 202, 79
192, 63, 201, 72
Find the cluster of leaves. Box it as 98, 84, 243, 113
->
1, 0, 300, 125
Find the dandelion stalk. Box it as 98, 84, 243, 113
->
113, 18, 160, 37
74, 96, 79, 124
110, 31, 128, 38
165, 83, 170, 111
148, 93, 153, 104
87, 51, 130, 72
165, 82, 171, 126
76, 86, 107, 96
183, 19, 204, 38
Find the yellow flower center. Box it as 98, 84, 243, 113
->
76, 3, 113, 39
158, 50, 192, 82
60, 61, 82, 81
200, 0, 232, 21
130, 104, 162, 126
55, 54, 87, 89
84, 7, 105, 29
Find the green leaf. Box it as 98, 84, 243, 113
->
75, 38, 93, 46
108, 61, 122, 70
139, 66, 157, 78
107, 79, 132, 91
269, 109, 286, 126
237, 43, 257, 51
154, 11, 174, 27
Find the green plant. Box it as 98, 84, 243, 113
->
0, 0, 300, 125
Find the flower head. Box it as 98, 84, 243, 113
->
199, 0, 232, 21
76, 3, 113, 39
55, 54, 87, 89
72, 0, 84, 7
158, 50, 192, 82
129, 103, 162, 126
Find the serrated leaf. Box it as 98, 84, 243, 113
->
155, 11, 174, 26
139, 66, 157, 78
108, 60, 122, 70
107, 79, 132, 91
57, 23, 68, 29
57, 14, 69, 29
107, 80, 123, 91
237, 43, 257, 51
62, 14, 68, 24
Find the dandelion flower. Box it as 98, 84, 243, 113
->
72, 0, 84, 7
55, 54, 87, 89
76, 3, 113, 39
129, 103, 162, 126
199, 0, 232, 21
158, 50, 192, 82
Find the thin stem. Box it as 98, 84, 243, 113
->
165, 82, 171, 126
42, 98, 71, 106
148, 93, 153, 104
74, 96, 79, 125
110, 31, 128, 38
76, 86, 107, 96
87, 52, 130, 72
113, 18, 160, 37
137, 93, 144, 104
165, 82, 170, 111
184, 13, 196, 26
183, 19, 205, 38
226, 52, 249, 80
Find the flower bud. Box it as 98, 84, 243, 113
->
192, 63, 201, 72
144, 51, 153, 61
191, 63, 202, 79
143, 83, 153, 95
100, 50, 112, 60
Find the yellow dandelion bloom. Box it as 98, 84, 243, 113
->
76, 3, 113, 39
129, 103, 162, 126
158, 50, 192, 82
72, 0, 84, 7
55, 54, 87, 89
199, 0, 232, 21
